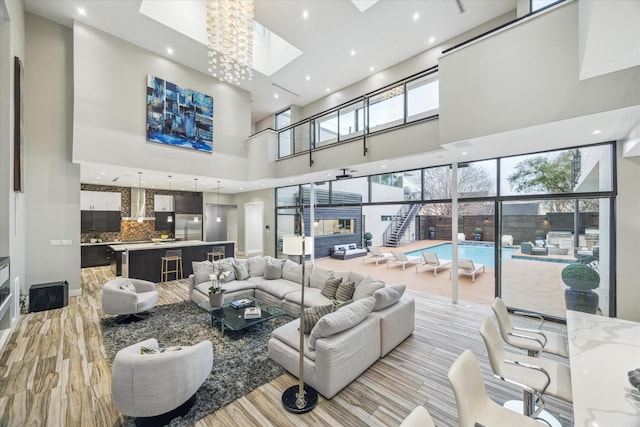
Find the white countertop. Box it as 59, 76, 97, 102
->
108, 240, 234, 252
566, 310, 640, 427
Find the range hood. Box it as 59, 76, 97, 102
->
122, 187, 156, 221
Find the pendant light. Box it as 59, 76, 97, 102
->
167, 176, 173, 222
193, 178, 199, 223
137, 172, 143, 223
216, 181, 221, 222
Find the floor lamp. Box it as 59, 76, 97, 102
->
281, 227, 318, 413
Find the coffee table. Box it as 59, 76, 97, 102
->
197, 296, 285, 335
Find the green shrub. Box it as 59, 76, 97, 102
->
474, 228, 483, 234
534, 230, 547, 239
363, 232, 373, 241
428, 227, 435, 232
561, 263, 600, 290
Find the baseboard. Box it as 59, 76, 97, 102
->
69, 288, 82, 297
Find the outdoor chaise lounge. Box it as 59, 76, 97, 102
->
416, 251, 452, 276
452, 258, 485, 283
363, 246, 393, 266
388, 251, 421, 270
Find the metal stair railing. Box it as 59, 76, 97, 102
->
383, 203, 422, 247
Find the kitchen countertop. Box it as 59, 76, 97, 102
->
81, 240, 151, 247
108, 240, 234, 252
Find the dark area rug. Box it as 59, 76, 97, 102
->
101, 300, 293, 426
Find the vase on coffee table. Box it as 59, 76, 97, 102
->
209, 290, 225, 308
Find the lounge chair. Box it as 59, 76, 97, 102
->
415, 251, 452, 276
451, 258, 485, 283
388, 251, 421, 270
363, 246, 393, 266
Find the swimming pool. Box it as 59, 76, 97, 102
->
406, 243, 517, 269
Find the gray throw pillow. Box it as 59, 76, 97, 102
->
352, 276, 385, 300
309, 265, 334, 289
335, 280, 355, 302
301, 304, 333, 334
192, 260, 214, 285
214, 260, 236, 283
372, 284, 406, 310
247, 256, 266, 277
264, 258, 285, 280
321, 276, 342, 299
120, 280, 136, 292
233, 262, 250, 280
308, 297, 375, 350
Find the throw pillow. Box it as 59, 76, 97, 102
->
372, 284, 406, 311
352, 275, 385, 300
192, 260, 214, 285
348, 244, 356, 250
321, 275, 342, 299
335, 279, 355, 302
140, 346, 161, 355
264, 258, 285, 280
214, 260, 236, 283
309, 265, 333, 289
281, 259, 302, 284
120, 280, 136, 293
348, 270, 367, 288
308, 297, 375, 350
301, 304, 333, 334
233, 262, 250, 280
247, 256, 267, 277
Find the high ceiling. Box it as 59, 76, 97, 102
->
22, 0, 640, 193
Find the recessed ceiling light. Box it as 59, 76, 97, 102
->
166, 47, 173, 54
100, 172, 106, 175
239, 187, 243, 190
413, 12, 419, 21
96, 176, 101, 180
290, 179, 294, 182
77, 7, 86, 16
93, 180, 98, 183
381, 165, 387, 169
306, 75, 310, 81
462, 151, 468, 155
302, 10, 309, 19
429, 36, 435, 44
592, 130, 602, 135
369, 66, 374, 72
274, 93, 279, 99
350, 49, 356, 56
326, 87, 330, 92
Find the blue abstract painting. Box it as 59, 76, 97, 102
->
146, 75, 214, 153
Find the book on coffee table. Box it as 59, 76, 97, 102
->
230, 298, 254, 309
243, 307, 262, 319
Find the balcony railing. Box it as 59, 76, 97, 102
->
277, 67, 439, 159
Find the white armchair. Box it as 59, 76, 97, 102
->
102, 278, 159, 323
111, 338, 213, 419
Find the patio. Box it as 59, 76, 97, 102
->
314, 240, 572, 318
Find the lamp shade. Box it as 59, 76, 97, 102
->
282, 235, 313, 256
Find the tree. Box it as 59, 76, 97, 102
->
507, 152, 574, 212
421, 165, 495, 215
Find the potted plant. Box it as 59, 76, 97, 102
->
208, 263, 230, 307
474, 227, 483, 241
428, 227, 435, 240
534, 229, 547, 242
363, 232, 373, 247
562, 263, 600, 314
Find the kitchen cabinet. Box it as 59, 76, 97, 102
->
81, 210, 121, 233
154, 195, 174, 212
81, 244, 111, 268
81, 191, 121, 211
154, 212, 175, 232
174, 195, 202, 215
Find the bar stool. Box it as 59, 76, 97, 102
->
161, 249, 183, 282
207, 246, 225, 262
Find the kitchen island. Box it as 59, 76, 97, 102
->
108, 240, 234, 283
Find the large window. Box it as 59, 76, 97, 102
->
368, 84, 405, 132
339, 101, 365, 140
314, 218, 356, 236
275, 108, 291, 130
407, 74, 439, 122
315, 111, 338, 147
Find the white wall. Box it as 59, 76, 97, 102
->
230, 189, 275, 257
25, 13, 81, 294
439, 1, 640, 144
72, 22, 252, 182
0, 0, 27, 304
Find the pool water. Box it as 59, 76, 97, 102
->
406, 243, 517, 269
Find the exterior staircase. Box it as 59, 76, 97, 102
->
383, 204, 422, 247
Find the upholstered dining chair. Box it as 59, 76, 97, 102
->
492, 297, 569, 358
399, 405, 435, 427
102, 278, 159, 323
479, 318, 572, 419
448, 350, 550, 427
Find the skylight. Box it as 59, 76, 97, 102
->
139, 0, 302, 77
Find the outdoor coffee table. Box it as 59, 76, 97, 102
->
197, 297, 285, 335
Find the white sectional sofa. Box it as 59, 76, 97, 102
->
188, 255, 415, 398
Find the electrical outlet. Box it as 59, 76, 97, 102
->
61, 240, 72, 246
50, 240, 61, 246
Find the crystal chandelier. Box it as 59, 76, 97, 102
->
206, 0, 254, 85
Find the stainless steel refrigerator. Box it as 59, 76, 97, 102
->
174, 214, 203, 241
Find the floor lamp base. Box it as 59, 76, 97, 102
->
282, 384, 318, 414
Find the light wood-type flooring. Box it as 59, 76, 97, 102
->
0, 266, 572, 426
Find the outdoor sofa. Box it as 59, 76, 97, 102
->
330, 243, 368, 260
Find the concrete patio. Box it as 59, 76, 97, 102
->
314, 240, 571, 318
